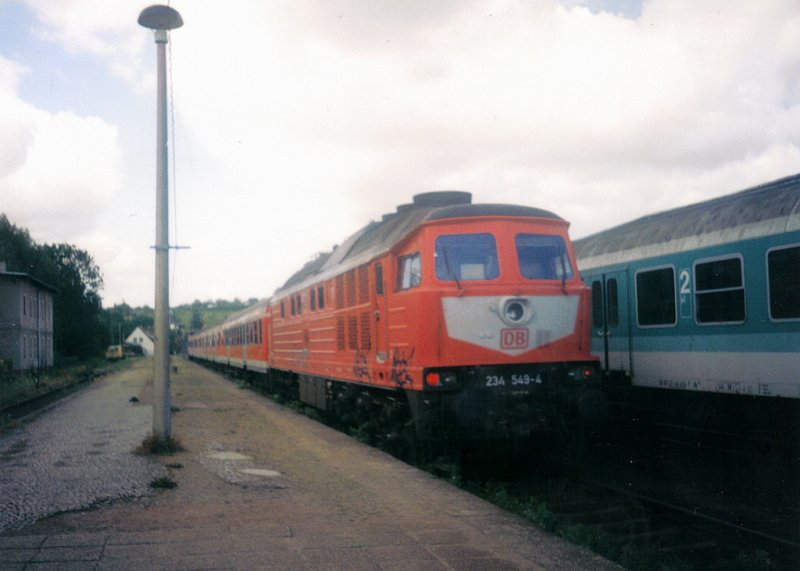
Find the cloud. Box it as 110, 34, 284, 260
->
0, 55, 121, 242
22, 0, 150, 88
6, 0, 800, 307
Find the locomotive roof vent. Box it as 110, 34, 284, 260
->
412, 191, 472, 208
394, 191, 472, 214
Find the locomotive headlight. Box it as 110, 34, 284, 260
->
500, 298, 531, 325
424, 370, 458, 389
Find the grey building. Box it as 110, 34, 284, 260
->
0, 262, 56, 372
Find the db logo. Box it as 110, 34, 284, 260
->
501, 328, 529, 350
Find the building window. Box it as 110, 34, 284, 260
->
768, 244, 800, 320
318, 285, 325, 310
397, 253, 421, 290
636, 267, 676, 327
310, 288, 316, 311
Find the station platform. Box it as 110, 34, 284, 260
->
0, 358, 619, 570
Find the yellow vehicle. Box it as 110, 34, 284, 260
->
105, 345, 125, 360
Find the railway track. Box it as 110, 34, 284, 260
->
505, 475, 798, 570
476, 423, 800, 571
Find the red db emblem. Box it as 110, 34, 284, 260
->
501, 328, 529, 350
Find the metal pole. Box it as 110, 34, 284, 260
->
139, 5, 182, 440
153, 28, 171, 440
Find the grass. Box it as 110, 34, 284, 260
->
149, 476, 177, 490
0, 358, 131, 412
464, 481, 775, 571
135, 434, 185, 456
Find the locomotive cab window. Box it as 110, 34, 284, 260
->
636, 266, 676, 327
516, 234, 573, 280
435, 233, 498, 282
397, 253, 421, 290
767, 244, 800, 320
694, 255, 745, 324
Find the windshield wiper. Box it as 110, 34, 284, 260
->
442, 248, 462, 290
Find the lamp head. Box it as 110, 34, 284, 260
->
138, 5, 183, 31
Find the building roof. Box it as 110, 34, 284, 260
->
0, 269, 58, 293
127, 326, 155, 342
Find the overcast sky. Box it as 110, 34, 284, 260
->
1, 0, 798, 308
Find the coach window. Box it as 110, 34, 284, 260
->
397, 253, 421, 290
516, 234, 573, 280
694, 255, 745, 324
436, 234, 499, 281
768, 245, 800, 320
636, 267, 676, 327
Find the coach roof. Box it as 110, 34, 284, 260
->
574, 173, 800, 270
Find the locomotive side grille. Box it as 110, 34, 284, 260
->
336, 316, 346, 350
347, 315, 358, 350
360, 311, 371, 350
346, 269, 357, 307
335, 274, 345, 309
357, 265, 369, 304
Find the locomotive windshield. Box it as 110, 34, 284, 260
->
515, 234, 574, 280
435, 233, 499, 281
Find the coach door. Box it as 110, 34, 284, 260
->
590, 270, 632, 377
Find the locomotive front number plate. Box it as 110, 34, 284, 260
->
485, 373, 543, 387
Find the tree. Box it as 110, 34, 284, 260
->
42, 243, 106, 360
190, 300, 204, 331
0, 215, 109, 362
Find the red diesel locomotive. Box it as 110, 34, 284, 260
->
189, 192, 603, 439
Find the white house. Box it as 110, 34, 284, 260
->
125, 326, 155, 356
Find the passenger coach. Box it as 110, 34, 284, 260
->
574, 174, 800, 403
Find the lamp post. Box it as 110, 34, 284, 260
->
138, 5, 183, 440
